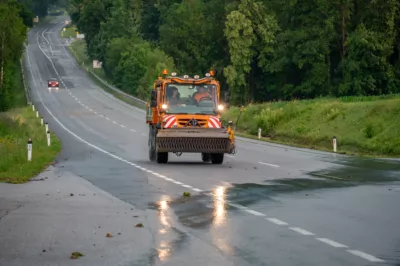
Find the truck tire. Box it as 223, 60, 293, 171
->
201, 153, 211, 162
211, 153, 224, 164
157, 152, 168, 163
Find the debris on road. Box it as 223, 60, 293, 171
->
106, 233, 113, 237
135, 223, 143, 228
70, 252, 84, 259
183, 192, 191, 198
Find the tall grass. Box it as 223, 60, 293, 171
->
0, 107, 62, 183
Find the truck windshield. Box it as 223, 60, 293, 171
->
165, 83, 217, 115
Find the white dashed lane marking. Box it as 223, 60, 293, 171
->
245, 210, 266, 217
258, 161, 280, 168
347, 250, 385, 263
267, 218, 288, 226
289, 227, 315, 236
316, 238, 348, 248
33, 27, 386, 264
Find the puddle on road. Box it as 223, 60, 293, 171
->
320, 155, 400, 171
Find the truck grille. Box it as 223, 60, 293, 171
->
177, 118, 207, 127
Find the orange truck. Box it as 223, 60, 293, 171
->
146, 70, 237, 164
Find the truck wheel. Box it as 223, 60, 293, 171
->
201, 153, 211, 162
157, 152, 168, 163
211, 153, 224, 164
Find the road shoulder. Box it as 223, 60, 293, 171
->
0, 165, 154, 265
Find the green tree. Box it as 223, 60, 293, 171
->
0, 3, 26, 88
0, 3, 27, 110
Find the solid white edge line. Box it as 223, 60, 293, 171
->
346, 250, 385, 263
316, 238, 348, 248
289, 227, 314, 236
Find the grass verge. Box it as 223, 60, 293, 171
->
60, 24, 77, 38
223, 97, 400, 158
0, 107, 62, 184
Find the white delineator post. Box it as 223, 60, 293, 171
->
32, 104, 35, 111
45, 122, 48, 133
333, 136, 337, 153
27, 138, 32, 161
258, 128, 262, 139
36, 111, 39, 118
47, 131, 51, 146
40, 117, 43, 125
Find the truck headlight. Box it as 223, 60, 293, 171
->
161, 104, 168, 109
217, 104, 224, 111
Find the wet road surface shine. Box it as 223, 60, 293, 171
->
24, 18, 400, 265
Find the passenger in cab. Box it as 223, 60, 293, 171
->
193, 86, 212, 103
167, 86, 180, 106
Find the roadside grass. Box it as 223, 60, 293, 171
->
60, 24, 77, 38
60, 22, 400, 158
0, 107, 62, 184
223, 96, 400, 157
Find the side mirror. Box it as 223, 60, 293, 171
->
150, 90, 157, 107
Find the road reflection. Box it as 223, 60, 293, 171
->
156, 196, 172, 262
212, 186, 227, 226
211, 186, 234, 254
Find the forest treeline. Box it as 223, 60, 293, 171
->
68, 0, 400, 105
0, 0, 58, 111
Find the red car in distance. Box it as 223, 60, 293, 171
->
48, 78, 59, 90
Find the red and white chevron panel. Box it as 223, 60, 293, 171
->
208, 116, 221, 128
163, 115, 177, 128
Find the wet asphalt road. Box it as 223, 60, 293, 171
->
24, 16, 400, 265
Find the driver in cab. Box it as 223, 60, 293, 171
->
193, 86, 212, 103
